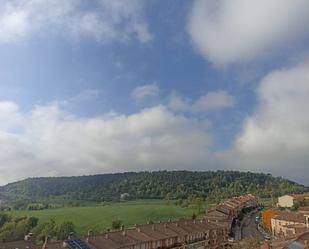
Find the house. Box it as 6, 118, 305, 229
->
205, 194, 258, 228
278, 195, 296, 208
271, 212, 308, 237
0, 219, 231, 249
278, 194, 309, 208
86, 219, 230, 249
294, 194, 309, 206
282, 231, 309, 249
299, 207, 309, 214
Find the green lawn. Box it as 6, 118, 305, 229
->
6, 200, 198, 236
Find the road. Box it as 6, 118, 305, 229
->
241, 211, 264, 240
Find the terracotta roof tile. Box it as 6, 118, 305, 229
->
273, 212, 306, 224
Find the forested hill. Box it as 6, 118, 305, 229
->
0, 171, 307, 202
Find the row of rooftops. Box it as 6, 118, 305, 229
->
272, 211, 308, 224
87, 219, 229, 249
205, 194, 258, 222
0, 219, 230, 249
292, 193, 309, 202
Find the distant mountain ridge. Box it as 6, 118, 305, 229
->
0, 171, 307, 202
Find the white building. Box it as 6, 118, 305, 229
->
278, 195, 296, 208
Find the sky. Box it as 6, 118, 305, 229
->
0, 0, 309, 185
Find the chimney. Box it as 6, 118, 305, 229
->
105, 233, 109, 239
42, 236, 50, 249
152, 225, 155, 231
68, 232, 74, 240
122, 231, 126, 236
86, 230, 92, 243
25, 233, 34, 242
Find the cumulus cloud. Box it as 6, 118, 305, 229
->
231, 62, 309, 183
0, 102, 215, 185
187, 0, 309, 65
0, 0, 152, 44
131, 83, 160, 100
168, 91, 235, 112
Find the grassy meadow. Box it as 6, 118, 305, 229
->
6, 200, 201, 236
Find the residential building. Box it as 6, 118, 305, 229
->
278, 193, 309, 208
271, 212, 308, 237
0, 219, 230, 249
205, 194, 258, 226
282, 231, 309, 249
278, 195, 295, 208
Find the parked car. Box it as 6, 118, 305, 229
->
264, 235, 271, 240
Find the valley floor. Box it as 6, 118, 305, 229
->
5, 200, 200, 236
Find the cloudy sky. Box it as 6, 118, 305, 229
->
0, 0, 309, 185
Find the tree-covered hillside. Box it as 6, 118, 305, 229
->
0, 171, 307, 203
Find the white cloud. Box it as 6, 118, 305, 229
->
0, 101, 24, 132
187, 0, 309, 65
0, 102, 215, 185
132, 83, 160, 100
168, 91, 235, 112
0, 0, 152, 44
231, 62, 309, 183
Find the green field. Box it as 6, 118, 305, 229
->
6, 200, 200, 236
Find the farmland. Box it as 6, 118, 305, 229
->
5, 200, 200, 236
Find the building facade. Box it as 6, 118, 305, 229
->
271, 212, 307, 238
278, 195, 295, 208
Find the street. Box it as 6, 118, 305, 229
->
241, 211, 264, 240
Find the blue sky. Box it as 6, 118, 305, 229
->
0, 0, 309, 185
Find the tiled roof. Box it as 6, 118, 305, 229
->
283, 231, 309, 249
299, 206, 309, 213
273, 212, 306, 224
87, 218, 227, 249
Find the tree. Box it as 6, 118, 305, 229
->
111, 219, 122, 230
292, 202, 300, 211
191, 212, 197, 220
12, 200, 28, 210
26, 217, 38, 230
32, 219, 56, 243
190, 197, 204, 214
0, 216, 38, 242
0, 213, 11, 228
55, 222, 75, 240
